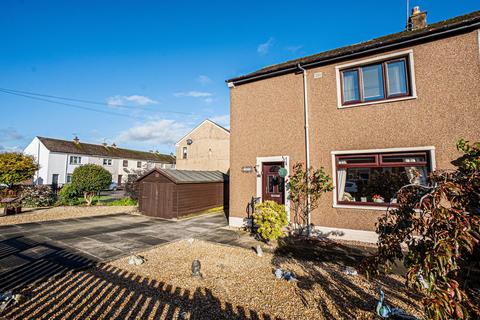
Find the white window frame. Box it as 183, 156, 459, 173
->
103, 158, 112, 166
331, 146, 436, 210
335, 49, 417, 109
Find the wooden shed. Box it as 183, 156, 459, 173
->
136, 169, 228, 219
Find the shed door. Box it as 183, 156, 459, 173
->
140, 181, 172, 218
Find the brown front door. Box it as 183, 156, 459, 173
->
117, 175, 122, 186
262, 162, 285, 204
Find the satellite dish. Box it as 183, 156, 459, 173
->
187, 139, 193, 145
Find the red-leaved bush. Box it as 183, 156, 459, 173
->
361, 139, 480, 319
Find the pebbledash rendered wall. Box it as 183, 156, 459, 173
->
229, 30, 480, 239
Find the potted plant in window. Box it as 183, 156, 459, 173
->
372, 194, 384, 203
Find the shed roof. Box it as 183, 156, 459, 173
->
37, 136, 175, 163
227, 10, 480, 85
138, 168, 228, 184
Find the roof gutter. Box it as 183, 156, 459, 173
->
227, 21, 480, 86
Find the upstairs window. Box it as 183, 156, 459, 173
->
182, 147, 188, 159
340, 56, 411, 106
69, 156, 82, 165
335, 151, 430, 206
123, 160, 128, 167
103, 159, 112, 166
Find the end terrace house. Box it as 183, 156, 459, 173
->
226, 9, 480, 242
24, 136, 175, 186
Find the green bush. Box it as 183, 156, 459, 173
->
56, 183, 81, 206
71, 164, 112, 206
253, 201, 288, 242
0, 153, 39, 187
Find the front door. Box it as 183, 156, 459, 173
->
117, 175, 123, 186
262, 162, 285, 204
52, 174, 59, 186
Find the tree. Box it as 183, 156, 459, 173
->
361, 139, 480, 319
0, 152, 39, 187
71, 164, 112, 206
287, 163, 333, 235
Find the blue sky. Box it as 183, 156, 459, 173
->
0, 0, 478, 154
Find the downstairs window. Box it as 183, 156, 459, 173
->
335, 151, 430, 206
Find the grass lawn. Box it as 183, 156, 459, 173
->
3, 239, 423, 319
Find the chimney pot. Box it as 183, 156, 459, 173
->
111, 143, 117, 148
73, 136, 80, 144
408, 7, 427, 31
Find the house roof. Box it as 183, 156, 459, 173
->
37, 136, 175, 163
227, 10, 480, 85
137, 168, 228, 184
175, 119, 230, 146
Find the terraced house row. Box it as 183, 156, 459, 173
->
226, 9, 480, 242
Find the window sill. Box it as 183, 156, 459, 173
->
338, 95, 417, 109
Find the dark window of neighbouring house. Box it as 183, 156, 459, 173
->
103, 159, 112, 165
66, 174, 72, 183
335, 151, 430, 206
123, 160, 128, 167
341, 57, 410, 105
137, 161, 142, 168
69, 156, 81, 165
182, 147, 188, 159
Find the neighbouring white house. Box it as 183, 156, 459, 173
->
24, 136, 176, 186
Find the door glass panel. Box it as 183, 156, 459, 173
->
268, 176, 275, 193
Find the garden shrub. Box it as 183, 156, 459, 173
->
57, 183, 81, 206
288, 162, 333, 235
18, 185, 56, 207
253, 200, 288, 242
71, 164, 112, 206
0, 152, 39, 187
361, 139, 480, 319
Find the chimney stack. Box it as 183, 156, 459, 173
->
111, 143, 117, 149
408, 6, 427, 31
73, 136, 80, 144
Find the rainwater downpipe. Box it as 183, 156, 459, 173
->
298, 63, 312, 236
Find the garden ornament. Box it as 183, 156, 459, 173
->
376, 288, 417, 319
255, 245, 263, 257
192, 259, 202, 278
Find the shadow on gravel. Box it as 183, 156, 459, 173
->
0, 235, 275, 320
271, 236, 420, 319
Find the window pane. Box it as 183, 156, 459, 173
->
382, 154, 426, 164
362, 64, 384, 101
342, 70, 360, 102
387, 61, 407, 95
338, 156, 376, 165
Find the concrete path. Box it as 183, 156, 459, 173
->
0, 212, 232, 291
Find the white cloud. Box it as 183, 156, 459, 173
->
196, 75, 212, 85
106, 95, 158, 107
116, 119, 188, 146
174, 91, 213, 98
257, 37, 274, 55
210, 114, 230, 129
0, 128, 23, 142
286, 45, 303, 53
203, 97, 214, 104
